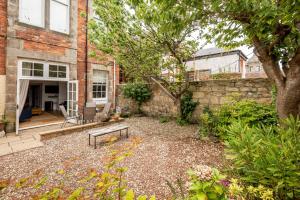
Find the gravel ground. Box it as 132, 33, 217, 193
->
0, 117, 224, 199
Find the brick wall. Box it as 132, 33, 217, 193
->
0, 0, 7, 75
116, 78, 273, 120
0, 0, 7, 116
77, 0, 88, 112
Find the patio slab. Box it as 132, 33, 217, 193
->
0, 143, 13, 156
0, 133, 44, 157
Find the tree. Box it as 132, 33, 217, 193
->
89, 0, 203, 106
172, 0, 300, 119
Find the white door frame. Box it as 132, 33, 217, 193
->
67, 80, 79, 123
16, 78, 20, 135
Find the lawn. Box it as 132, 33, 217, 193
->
0, 117, 224, 199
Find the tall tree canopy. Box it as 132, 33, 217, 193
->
90, 0, 300, 118
89, 0, 204, 101
176, 0, 300, 118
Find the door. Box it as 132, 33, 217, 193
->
67, 80, 78, 122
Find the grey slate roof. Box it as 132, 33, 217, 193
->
194, 47, 229, 57
192, 47, 248, 60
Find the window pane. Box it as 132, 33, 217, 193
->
50, 0, 69, 33
22, 69, 32, 76
49, 71, 57, 77
49, 65, 58, 72
93, 92, 97, 98
58, 72, 66, 78
34, 70, 43, 77
19, 0, 44, 27
59, 66, 66, 72
22, 62, 33, 70
34, 63, 43, 70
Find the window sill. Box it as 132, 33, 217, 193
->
17, 21, 45, 30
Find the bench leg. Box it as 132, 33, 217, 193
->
94, 137, 96, 149
120, 130, 122, 137
88, 134, 90, 146
126, 128, 129, 138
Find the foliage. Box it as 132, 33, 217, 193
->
122, 83, 151, 113
89, 0, 202, 100
177, 91, 198, 125
0, 114, 9, 131
210, 73, 241, 80
199, 97, 277, 140
8, 137, 155, 200
225, 117, 300, 199
168, 165, 275, 200
159, 116, 171, 123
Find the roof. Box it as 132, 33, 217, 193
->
247, 54, 260, 64
190, 47, 248, 61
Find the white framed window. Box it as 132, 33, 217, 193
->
21, 61, 44, 77
49, 64, 67, 78
19, 0, 45, 27
50, 0, 70, 34
93, 70, 108, 101
19, 60, 69, 81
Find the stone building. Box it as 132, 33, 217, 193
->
185, 48, 248, 80
0, 0, 120, 133
245, 54, 267, 78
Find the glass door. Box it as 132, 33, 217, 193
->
67, 80, 78, 121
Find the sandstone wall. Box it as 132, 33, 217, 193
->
116, 78, 272, 120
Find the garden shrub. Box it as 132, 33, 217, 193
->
225, 117, 300, 199
168, 165, 275, 200
122, 82, 151, 114
177, 91, 198, 126
159, 116, 170, 123
199, 97, 277, 140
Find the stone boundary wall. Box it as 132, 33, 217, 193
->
116, 78, 272, 120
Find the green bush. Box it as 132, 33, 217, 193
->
159, 116, 170, 123
122, 82, 151, 113
199, 98, 277, 140
225, 117, 300, 199
177, 91, 198, 125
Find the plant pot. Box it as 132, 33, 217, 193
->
0, 130, 5, 138
0, 122, 4, 132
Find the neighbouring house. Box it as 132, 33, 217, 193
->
185, 47, 248, 80
245, 54, 267, 78
0, 0, 120, 133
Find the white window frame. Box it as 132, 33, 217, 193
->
92, 70, 108, 104
49, 0, 70, 34
19, 0, 45, 28
18, 60, 69, 81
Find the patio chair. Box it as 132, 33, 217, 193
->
83, 106, 96, 124
96, 103, 112, 122
59, 105, 81, 128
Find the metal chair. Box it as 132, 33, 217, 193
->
59, 105, 81, 128
96, 103, 112, 122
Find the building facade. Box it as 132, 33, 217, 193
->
0, 0, 119, 132
185, 48, 248, 80
245, 54, 267, 78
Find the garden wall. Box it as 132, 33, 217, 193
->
116, 78, 273, 120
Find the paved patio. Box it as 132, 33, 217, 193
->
0, 132, 43, 157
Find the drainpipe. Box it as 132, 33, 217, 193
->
113, 60, 116, 110
85, 0, 89, 105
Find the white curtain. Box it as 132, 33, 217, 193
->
18, 79, 30, 118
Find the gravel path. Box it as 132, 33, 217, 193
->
0, 117, 224, 199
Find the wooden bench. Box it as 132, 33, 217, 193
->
87, 124, 129, 149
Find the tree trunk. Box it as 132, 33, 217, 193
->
253, 38, 300, 119
276, 68, 300, 119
